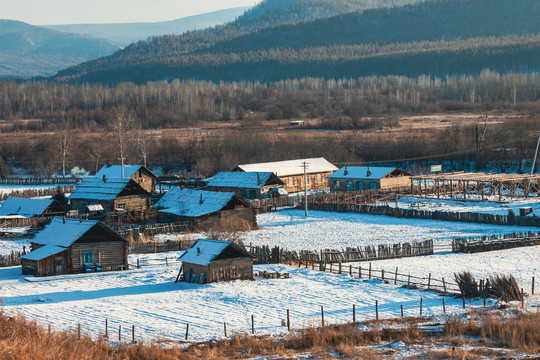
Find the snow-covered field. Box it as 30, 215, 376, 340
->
0, 253, 485, 343
243, 209, 540, 251
0, 184, 73, 197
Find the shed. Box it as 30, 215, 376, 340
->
0, 197, 67, 218
205, 171, 284, 199
328, 166, 412, 191
21, 217, 129, 277
69, 176, 151, 214
155, 188, 256, 229
232, 158, 338, 193
178, 239, 254, 284
95, 164, 157, 193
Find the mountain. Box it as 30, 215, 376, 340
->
53, 0, 540, 85
0, 20, 120, 78
44, 7, 250, 45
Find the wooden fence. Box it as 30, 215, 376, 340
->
129, 239, 197, 254
452, 231, 540, 253
248, 240, 434, 265
307, 202, 540, 227
0, 177, 81, 185
0, 251, 23, 267
0, 185, 76, 201
0, 216, 53, 229
112, 222, 191, 242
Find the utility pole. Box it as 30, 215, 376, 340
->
119, 157, 126, 179
531, 133, 540, 175
303, 162, 308, 217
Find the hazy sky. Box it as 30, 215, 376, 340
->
3, 0, 262, 25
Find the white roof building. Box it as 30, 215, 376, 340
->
233, 158, 338, 177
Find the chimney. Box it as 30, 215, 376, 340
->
257, 172, 261, 186
103, 175, 107, 183
107, 162, 111, 167
62, 216, 65, 224
197, 247, 200, 255
344, 166, 349, 176
79, 216, 82, 223
199, 194, 203, 205
366, 165, 371, 177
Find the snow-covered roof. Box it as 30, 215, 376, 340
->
0, 197, 55, 218
206, 172, 277, 189
156, 188, 237, 217
87, 204, 104, 212
235, 158, 338, 177
69, 177, 132, 201
95, 164, 156, 179
328, 166, 409, 180
21, 245, 66, 261
30, 217, 99, 247
178, 239, 252, 266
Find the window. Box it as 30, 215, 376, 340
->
356, 181, 364, 191
317, 174, 322, 183
346, 180, 354, 191
81, 202, 87, 213
289, 177, 294, 185
369, 181, 378, 190
240, 189, 247, 198
332, 180, 341, 191
83, 251, 94, 265
249, 190, 257, 199
116, 202, 126, 210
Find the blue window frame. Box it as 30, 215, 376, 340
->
332, 180, 341, 191
369, 181, 378, 190
346, 181, 354, 191
356, 181, 364, 191
83, 251, 94, 265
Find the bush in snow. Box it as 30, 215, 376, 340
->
454, 271, 479, 298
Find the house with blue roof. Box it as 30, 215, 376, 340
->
328, 166, 412, 192
205, 171, 284, 200
95, 164, 157, 193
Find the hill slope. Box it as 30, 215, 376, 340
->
53, 0, 540, 84
0, 20, 120, 78
44, 7, 250, 45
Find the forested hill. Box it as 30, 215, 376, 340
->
53, 0, 540, 84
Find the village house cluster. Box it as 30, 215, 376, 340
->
1, 159, 415, 281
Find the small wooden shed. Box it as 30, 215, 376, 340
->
21, 217, 129, 277
328, 166, 412, 191
0, 197, 67, 218
178, 239, 254, 284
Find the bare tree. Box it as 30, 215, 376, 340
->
55, 124, 72, 179
107, 106, 133, 170
135, 122, 153, 167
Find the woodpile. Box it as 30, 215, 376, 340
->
452, 231, 540, 253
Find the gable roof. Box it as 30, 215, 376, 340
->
69, 177, 146, 201
206, 171, 282, 189
0, 197, 55, 218
29, 217, 100, 247
21, 245, 66, 261
234, 158, 338, 177
95, 164, 157, 179
178, 239, 253, 266
328, 166, 411, 180
156, 188, 244, 217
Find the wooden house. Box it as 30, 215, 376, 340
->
95, 164, 157, 193
232, 158, 338, 193
328, 166, 412, 192
205, 171, 284, 200
155, 188, 256, 229
178, 239, 254, 284
0, 197, 67, 218
21, 217, 129, 277
69, 177, 151, 214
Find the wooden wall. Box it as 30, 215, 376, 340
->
70, 242, 128, 273
281, 171, 333, 193
184, 258, 253, 283
130, 171, 155, 193
114, 195, 150, 212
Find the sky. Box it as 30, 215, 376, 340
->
3, 0, 262, 25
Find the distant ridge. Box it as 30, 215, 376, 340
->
44, 7, 250, 45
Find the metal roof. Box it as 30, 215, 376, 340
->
95, 164, 156, 179
328, 166, 406, 180
0, 197, 54, 218
69, 177, 132, 201
21, 245, 66, 261
30, 217, 99, 248
205, 171, 276, 189
236, 158, 338, 177
156, 188, 237, 217
178, 239, 252, 266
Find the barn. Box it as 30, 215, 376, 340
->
21, 217, 129, 277
178, 239, 254, 284
0, 197, 67, 218
232, 158, 338, 193
155, 188, 257, 229
95, 164, 157, 193
328, 166, 412, 191
205, 171, 284, 200
69, 176, 151, 214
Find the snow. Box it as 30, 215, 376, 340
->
0, 197, 54, 218
236, 158, 337, 177
21, 245, 65, 261
30, 217, 99, 247
243, 209, 540, 251
69, 177, 132, 201
178, 239, 233, 266
206, 171, 276, 189
0, 256, 485, 343
156, 188, 237, 217
0, 184, 73, 197
328, 166, 401, 180
95, 164, 147, 179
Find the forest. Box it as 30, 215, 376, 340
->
1, 70, 539, 178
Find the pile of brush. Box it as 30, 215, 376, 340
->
454, 271, 523, 302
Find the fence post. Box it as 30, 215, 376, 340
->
224, 322, 227, 337
400, 304, 403, 317
442, 278, 447, 294
339, 262, 342, 274
359, 266, 362, 278
381, 269, 384, 281
442, 298, 446, 314
137, 258, 140, 269
119, 325, 122, 342
252, 315, 255, 334
165, 257, 168, 267
375, 300, 379, 320
287, 309, 290, 331
185, 323, 189, 340
349, 264, 352, 276
132, 325, 135, 344
427, 273, 431, 290
394, 267, 398, 285
419, 298, 423, 317
462, 295, 466, 309
353, 304, 356, 323
521, 289, 524, 308
407, 274, 411, 287
321, 306, 325, 327
533, 277, 535, 295
105, 319, 108, 338
369, 263, 371, 279
78, 324, 81, 340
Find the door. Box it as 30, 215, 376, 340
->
55, 256, 64, 275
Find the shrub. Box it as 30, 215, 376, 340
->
454, 271, 479, 298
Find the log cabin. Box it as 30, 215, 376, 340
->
205, 171, 284, 200
155, 188, 257, 229
178, 239, 254, 284
328, 166, 412, 191
0, 197, 67, 218
232, 158, 338, 193
21, 217, 129, 277
95, 164, 157, 193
